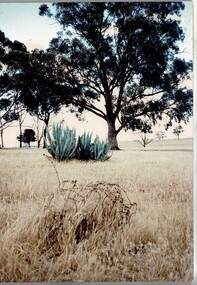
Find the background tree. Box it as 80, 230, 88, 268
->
16, 107, 26, 148
0, 30, 27, 147
136, 122, 153, 148
172, 125, 184, 140
17, 128, 36, 148
0, 111, 19, 148
18, 49, 64, 148
156, 131, 166, 140
32, 116, 44, 148
39, 2, 193, 149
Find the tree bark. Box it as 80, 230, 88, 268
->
43, 119, 49, 149
42, 113, 50, 149
43, 126, 47, 149
19, 122, 22, 148
107, 120, 119, 150
0, 129, 4, 148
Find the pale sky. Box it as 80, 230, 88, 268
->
0, 1, 194, 147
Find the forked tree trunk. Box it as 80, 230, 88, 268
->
36, 117, 43, 148
107, 120, 119, 150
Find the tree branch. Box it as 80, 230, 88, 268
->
71, 98, 107, 120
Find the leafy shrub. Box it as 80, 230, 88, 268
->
46, 123, 76, 161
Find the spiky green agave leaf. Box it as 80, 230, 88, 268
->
92, 136, 111, 161
76, 131, 93, 160
46, 123, 76, 161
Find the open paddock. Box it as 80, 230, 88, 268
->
0, 138, 193, 282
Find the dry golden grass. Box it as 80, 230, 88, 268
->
0, 138, 193, 282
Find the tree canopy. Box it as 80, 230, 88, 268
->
39, 2, 193, 149
0, 30, 28, 147
0, 3, 193, 149
0, 30, 27, 123
10, 48, 67, 147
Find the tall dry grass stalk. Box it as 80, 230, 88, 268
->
0, 139, 193, 281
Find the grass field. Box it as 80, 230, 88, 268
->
0, 138, 193, 282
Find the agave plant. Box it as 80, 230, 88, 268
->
46, 123, 76, 161
76, 131, 93, 160
92, 136, 111, 161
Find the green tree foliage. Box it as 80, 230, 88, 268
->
0, 30, 27, 147
0, 30, 27, 119
17, 49, 65, 148
39, 2, 193, 149
17, 128, 36, 148
1, 30, 65, 148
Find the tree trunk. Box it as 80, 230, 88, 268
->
107, 120, 119, 150
19, 122, 22, 148
36, 117, 42, 148
0, 129, 4, 148
43, 126, 47, 149
43, 118, 49, 149
42, 113, 50, 149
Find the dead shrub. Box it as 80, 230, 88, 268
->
37, 181, 137, 257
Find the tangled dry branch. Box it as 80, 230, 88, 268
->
38, 180, 137, 257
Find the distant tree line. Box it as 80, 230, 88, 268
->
0, 2, 193, 149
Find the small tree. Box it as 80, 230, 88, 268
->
32, 116, 44, 148
0, 111, 19, 148
137, 123, 153, 148
173, 125, 184, 140
137, 132, 153, 148
17, 128, 36, 147
156, 131, 166, 140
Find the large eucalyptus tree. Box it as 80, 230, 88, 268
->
40, 2, 192, 149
